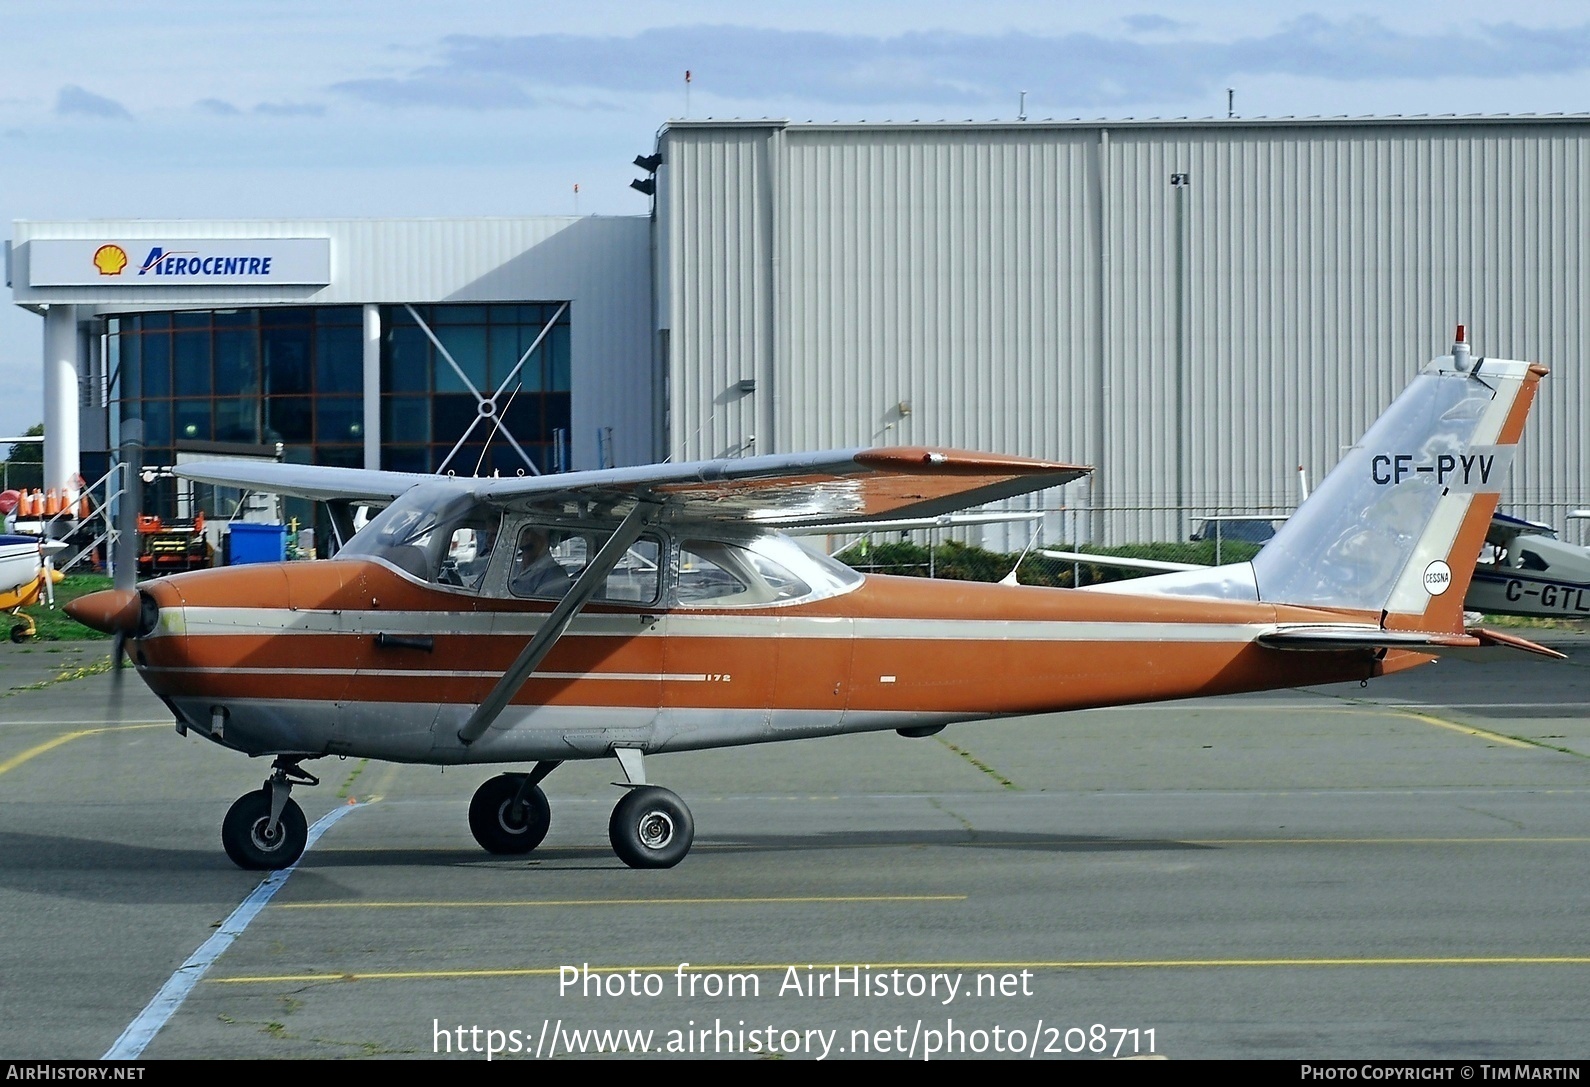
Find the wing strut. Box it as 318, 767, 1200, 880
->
456, 499, 663, 745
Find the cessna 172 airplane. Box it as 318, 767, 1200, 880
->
67, 331, 1561, 871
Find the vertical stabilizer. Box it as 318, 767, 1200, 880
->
1251, 329, 1545, 632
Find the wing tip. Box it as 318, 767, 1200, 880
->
853, 447, 1091, 475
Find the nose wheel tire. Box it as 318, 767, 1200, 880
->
222, 789, 308, 870
468, 774, 552, 854
609, 786, 694, 869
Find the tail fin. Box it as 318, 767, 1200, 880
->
1251, 329, 1546, 632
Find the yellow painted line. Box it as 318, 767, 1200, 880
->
209, 955, 1590, 985
0, 723, 168, 776
311, 835, 1590, 857
277, 894, 966, 910
1183, 836, 1590, 846
1389, 709, 1537, 748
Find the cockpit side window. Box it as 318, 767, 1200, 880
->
507, 524, 662, 604
438, 520, 501, 591
1519, 549, 1550, 572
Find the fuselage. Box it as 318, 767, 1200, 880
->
126, 549, 1417, 766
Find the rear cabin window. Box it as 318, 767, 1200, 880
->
675, 540, 812, 607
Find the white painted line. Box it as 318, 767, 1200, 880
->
102, 803, 356, 1059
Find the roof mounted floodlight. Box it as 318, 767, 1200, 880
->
633, 153, 663, 172
630, 177, 657, 196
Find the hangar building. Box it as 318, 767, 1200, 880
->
650, 116, 1589, 543
10, 114, 1589, 546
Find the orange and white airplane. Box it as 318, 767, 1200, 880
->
67, 332, 1561, 871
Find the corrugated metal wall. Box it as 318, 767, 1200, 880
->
659, 118, 1590, 544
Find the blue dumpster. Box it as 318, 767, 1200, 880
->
228, 522, 287, 565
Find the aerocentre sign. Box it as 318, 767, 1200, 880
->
26, 238, 331, 287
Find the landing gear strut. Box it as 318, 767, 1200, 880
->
221, 757, 317, 870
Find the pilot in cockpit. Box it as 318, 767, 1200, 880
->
511, 527, 574, 598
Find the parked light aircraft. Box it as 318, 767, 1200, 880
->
1467, 512, 1590, 618
67, 332, 1561, 871
0, 530, 65, 642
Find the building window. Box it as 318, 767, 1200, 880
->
380, 302, 571, 474
107, 301, 573, 519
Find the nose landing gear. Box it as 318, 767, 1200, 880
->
221, 758, 318, 870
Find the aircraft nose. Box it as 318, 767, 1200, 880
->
64, 588, 143, 635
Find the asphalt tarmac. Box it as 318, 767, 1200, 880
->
1, 635, 1586, 1061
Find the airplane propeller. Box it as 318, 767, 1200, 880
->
108, 423, 145, 717
63, 423, 145, 719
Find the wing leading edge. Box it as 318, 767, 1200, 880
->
172, 461, 436, 505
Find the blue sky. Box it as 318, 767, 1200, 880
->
4, 0, 1589, 441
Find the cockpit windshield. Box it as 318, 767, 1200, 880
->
339, 484, 502, 591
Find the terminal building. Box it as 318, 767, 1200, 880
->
9, 114, 1590, 547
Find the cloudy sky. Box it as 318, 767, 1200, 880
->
4, 0, 1589, 440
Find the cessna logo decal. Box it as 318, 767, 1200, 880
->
1422, 560, 1452, 596
1370, 446, 1512, 493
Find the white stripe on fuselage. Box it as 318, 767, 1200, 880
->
162, 606, 1278, 644
141, 666, 712, 682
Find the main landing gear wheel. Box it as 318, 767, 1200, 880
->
222, 789, 308, 870
608, 786, 694, 869
469, 774, 552, 854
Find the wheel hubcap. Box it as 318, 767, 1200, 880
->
497, 801, 528, 834
249, 818, 283, 851
637, 810, 674, 849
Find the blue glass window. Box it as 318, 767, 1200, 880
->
315, 326, 363, 394
142, 334, 171, 398
174, 330, 211, 397
263, 326, 312, 395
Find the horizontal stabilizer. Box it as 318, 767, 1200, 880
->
1258, 623, 1565, 659
1467, 627, 1569, 659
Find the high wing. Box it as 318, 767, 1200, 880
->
172, 461, 437, 505
1486, 511, 1556, 547
176, 447, 1090, 528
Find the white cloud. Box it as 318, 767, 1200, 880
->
54, 85, 133, 121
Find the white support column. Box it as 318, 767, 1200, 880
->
42, 304, 80, 493
362, 303, 381, 469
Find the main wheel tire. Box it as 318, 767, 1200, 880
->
221, 789, 308, 870
468, 775, 551, 854
608, 786, 693, 869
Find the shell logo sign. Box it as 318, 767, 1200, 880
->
93, 244, 129, 277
